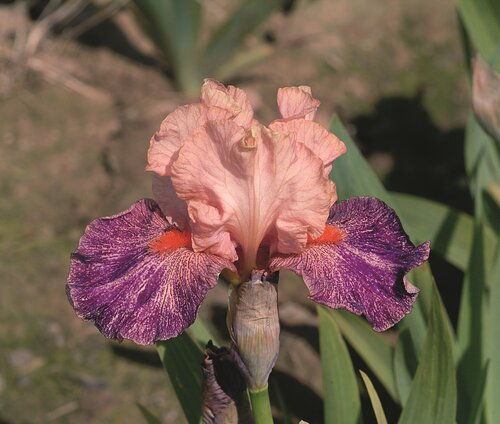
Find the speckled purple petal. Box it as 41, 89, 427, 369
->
66, 199, 234, 345
270, 197, 430, 331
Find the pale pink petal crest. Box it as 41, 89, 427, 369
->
201, 79, 254, 129
277, 86, 320, 121
269, 118, 346, 176
146, 104, 206, 176
147, 103, 231, 176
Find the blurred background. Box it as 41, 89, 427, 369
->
0, 0, 475, 422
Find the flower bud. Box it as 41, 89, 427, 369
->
201, 341, 251, 424
472, 55, 500, 142
227, 270, 280, 390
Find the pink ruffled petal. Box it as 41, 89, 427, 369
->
201, 79, 254, 129
277, 86, 320, 121
152, 174, 189, 229
171, 120, 336, 274
147, 104, 208, 176
66, 199, 234, 345
187, 200, 239, 262
147, 103, 231, 176
269, 118, 346, 176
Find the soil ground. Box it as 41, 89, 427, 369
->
0, 0, 469, 422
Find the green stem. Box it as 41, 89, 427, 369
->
249, 386, 273, 424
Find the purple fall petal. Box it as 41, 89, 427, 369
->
66, 199, 233, 345
270, 197, 430, 331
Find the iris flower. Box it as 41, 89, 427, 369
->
67, 80, 430, 345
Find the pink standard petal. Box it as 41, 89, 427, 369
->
66, 199, 234, 345
277, 86, 320, 121
201, 79, 254, 129
187, 200, 239, 262
147, 103, 207, 176
270, 197, 430, 331
147, 103, 231, 176
171, 120, 336, 275
152, 174, 189, 229
269, 118, 346, 176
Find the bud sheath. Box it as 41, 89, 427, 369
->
227, 270, 280, 390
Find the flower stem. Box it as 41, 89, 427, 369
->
249, 386, 273, 424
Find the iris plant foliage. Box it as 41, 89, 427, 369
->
131, 0, 282, 96
66, 0, 500, 423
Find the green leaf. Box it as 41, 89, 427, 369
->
457, 224, 489, 421
202, 0, 280, 76
464, 114, 500, 219
398, 283, 457, 424
137, 403, 162, 424
329, 115, 391, 203
391, 192, 497, 272
456, 40, 499, 418
329, 115, 437, 376
329, 115, 443, 399
187, 317, 220, 347
456, 0, 500, 62
486, 253, 500, 423
270, 379, 293, 424
469, 361, 490, 424
131, 0, 202, 94
393, 329, 418, 406
318, 306, 362, 424
156, 332, 205, 424
458, 54, 499, 421
330, 115, 496, 286
396, 265, 434, 357
329, 310, 398, 402
483, 183, 500, 237
215, 44, 273, 81
360, 371, 388, 424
